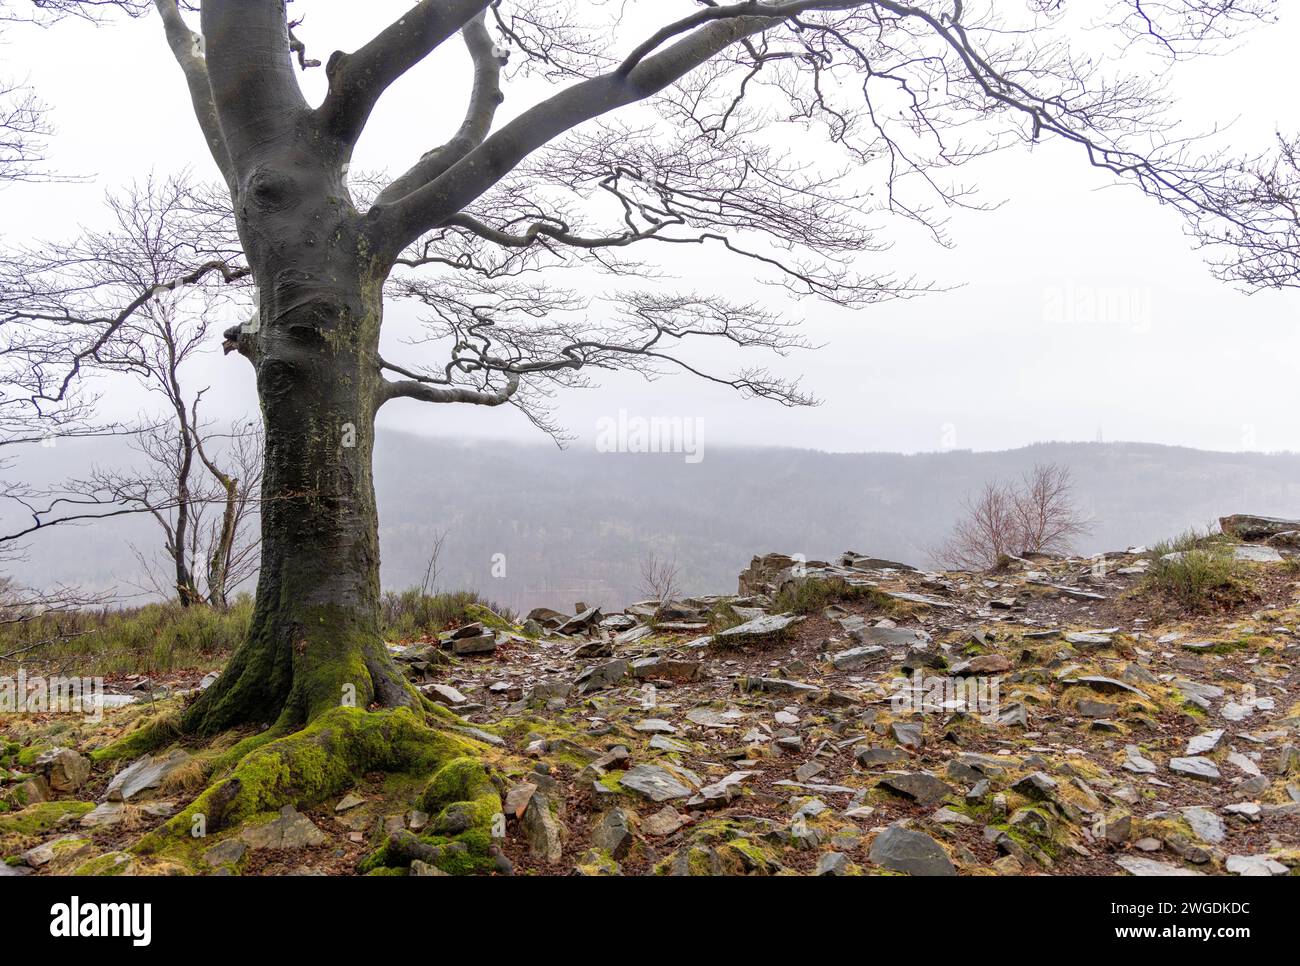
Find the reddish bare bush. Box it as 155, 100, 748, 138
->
941, 463, 1091, 571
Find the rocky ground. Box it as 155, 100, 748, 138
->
3, 515, 1299, 876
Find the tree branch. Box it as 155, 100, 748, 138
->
153, 0, 233, 187
315, 0, 492, 150
375, 12, 506, 205
379, 373, 519, 408
368, 5, 845, 254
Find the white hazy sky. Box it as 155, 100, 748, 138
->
3, 3, 1299, 456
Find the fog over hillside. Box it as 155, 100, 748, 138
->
7, 432, 1300, 614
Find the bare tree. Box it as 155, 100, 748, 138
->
1012, 463, 1091, 558
193, 416, 262, 608
419, 528, 448, 598
639, 553, 681, 618
1, 175, 259, 606
0, 2, 148, 622
941, 480, 1023, 571
0, 4, 1281, 851
75, 413, 262, 609
941, 463, 1091, 570
58, 292, 263, 608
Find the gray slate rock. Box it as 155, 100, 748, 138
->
240, 805, 326, 850
868, 825, 956, 876
523, 792, 565, 863
619, 764, 694, 802
830, 645, 886, 670
1116, 855, 1205, 877
104, 750, 192, 802
715, 613, 803, 644
1170, 756, 1221, 782
815, 851, 850, 875
877, 772, 954, 806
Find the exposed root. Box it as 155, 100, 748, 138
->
360, 755, 509, 876
86, 705, 503, 876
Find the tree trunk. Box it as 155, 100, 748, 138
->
204, 473, 239, 610
183, 205, 415, 735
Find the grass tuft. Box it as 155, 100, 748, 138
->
1142, 530, 1253, 613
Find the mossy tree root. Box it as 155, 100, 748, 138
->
127, 706, 501, 876
360, 756, 509, 876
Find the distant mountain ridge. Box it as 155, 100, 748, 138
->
8, 433, 1300, 612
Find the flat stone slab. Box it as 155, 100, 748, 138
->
1226, 751, 1262, 777
885, 591, 957, 609
1233, 544, 1283, 563
450, 632, 498, 655
632, 718, 677, 734
1225, 854, 1289, 876
714, 613, 803, 643
104, 750, 192, 803
685, 707, 745, 728
1030, 582, 1107, 601
80, 801, 125, 829
1065, 632, 1112, 647
204, 838, 248, 868
1169, 756, 1221, 782
830, 645, 886, 670
1185, 729, 1224, 755
877, 772, 955, 806
642, 806, 688, 837
1179, 806, 1226, 844
423, 683, 467, 705
619, 764, 694, 802
1116, 856, 1205, 877
738, 676, 822, 696
1063, 676, 1148, 699
1122, 745, 1157, 774
687, 770, 756, 808
852, 625, 931, 647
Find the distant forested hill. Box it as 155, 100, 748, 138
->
8, 433, 1300, 612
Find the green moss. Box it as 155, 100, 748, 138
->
575, 848, 620, 876
0, 800, 94, 840
355, 756, 503, 877
138, 706, 485, 860
14, 745, 50, 768
462, 603, 516, 633
718, 837, 777, 874
421, 757, 493, 811
72, 851, 136, 876
597, 771, 626, 794
91, 710, 183, 763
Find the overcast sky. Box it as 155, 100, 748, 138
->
4, 3, 1299, 456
